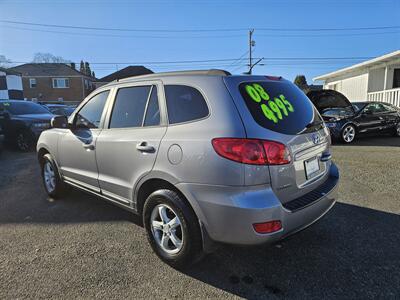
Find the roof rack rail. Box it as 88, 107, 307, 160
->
117, 69, 231, 82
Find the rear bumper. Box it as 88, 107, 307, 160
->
176, 163, 339, 245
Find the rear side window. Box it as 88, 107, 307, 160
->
164, 85, 209, 124
110, 86, 151, 128
239, 81, 320, 135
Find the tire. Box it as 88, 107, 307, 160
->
40, 153, 66, 198
15, 129, 34, 151
341, 124, 356, 143
143, 189, 203, 268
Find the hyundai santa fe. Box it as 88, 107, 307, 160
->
37, 70, 339, 267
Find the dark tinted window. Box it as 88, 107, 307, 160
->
165, 85, 209, 124
381, 103, 396, 112
364, 103, 386, 114
353, 103, 367, 112
0, 101, 50, 115
75, 91, 109, 129
393, 69, 400, 88
109, 86, 151, 128
144, 86, 160, 126
239, 81, 320, 135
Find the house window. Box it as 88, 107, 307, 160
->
85, 79, 89, 89
52, 78, 70, 88
393, 69, 400, 89
29, 78, 37, 88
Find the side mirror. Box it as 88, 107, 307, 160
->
51, 115, 68, 129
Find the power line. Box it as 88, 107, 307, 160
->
226, 50, 250, 68
1, 20, 399, 33
0, 20, 248, 32
4, 25, 399, 40
2, 25, 245, 39
8, 56, 373, 65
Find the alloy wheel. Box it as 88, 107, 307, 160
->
342, 125, 355, 143
43, 161, 56, 193
150, 204, 184, 255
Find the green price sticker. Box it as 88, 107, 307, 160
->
245, 84, 294, 124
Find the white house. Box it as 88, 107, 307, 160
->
0, 67, 23, 100
314, 50, 400, 107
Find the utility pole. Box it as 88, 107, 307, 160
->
248, 29, 255, 74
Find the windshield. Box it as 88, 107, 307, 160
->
48, 106, 75, 116
352, 103, 367, 112
0, 102, 50, 115
322, 106, 354, 117
239, 81, 322, 134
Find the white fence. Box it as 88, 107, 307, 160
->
367, 88, 400, 107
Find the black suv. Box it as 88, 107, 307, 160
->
0, 100, 54, 151
307, 90, 400, 143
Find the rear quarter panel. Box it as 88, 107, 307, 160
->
153, 75, 247, 186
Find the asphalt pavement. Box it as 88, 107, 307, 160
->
0, 135, 399, 299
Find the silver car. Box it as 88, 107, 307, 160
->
37, 70, 339, 267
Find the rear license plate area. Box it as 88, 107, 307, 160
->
304, 157, 320, 179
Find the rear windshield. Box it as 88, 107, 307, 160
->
239, 81, 319, 134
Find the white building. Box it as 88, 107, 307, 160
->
0, 67, 23, 100
314, 50, 400, 107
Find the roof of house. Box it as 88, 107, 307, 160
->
314, 50, 400, 81
98, 66, 153, 82
0, 67, 21, 76
9, 63, 92, 77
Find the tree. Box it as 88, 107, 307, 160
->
84, 62, 91, 76
294, 75, 309, 92
91, 71, 96, 78
32, 52, 71, 63
0, 55, 12, 68
80, 60, 85, 74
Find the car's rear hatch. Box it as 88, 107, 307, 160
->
224, 76, 332, 205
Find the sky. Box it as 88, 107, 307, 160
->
0, 0, 399, 83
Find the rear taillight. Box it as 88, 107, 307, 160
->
212, 138, 291, 165
253, 220, 282, 234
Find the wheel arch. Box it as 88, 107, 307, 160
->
135, 176, 215, 253
341, 121, 358, 133
37, 147, 50, 165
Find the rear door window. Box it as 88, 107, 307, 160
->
143, 86, 160, 126
239, 81, 319, 134
164, 85, 209, 124
109, 86, 151, 128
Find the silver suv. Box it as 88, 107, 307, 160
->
37, 70, 339, 267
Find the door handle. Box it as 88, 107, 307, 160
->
136, 142, 155, 153
82, 143, 95, 151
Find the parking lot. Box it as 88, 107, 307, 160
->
0, 136, 399, 299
